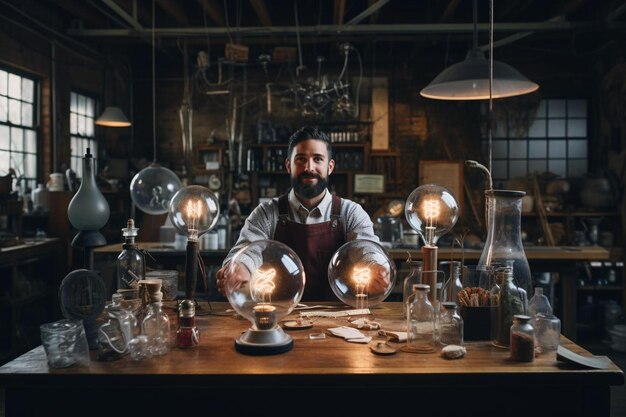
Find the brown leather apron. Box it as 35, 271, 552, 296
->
273, 193, 345, 301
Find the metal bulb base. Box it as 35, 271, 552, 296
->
234, 327, 294, 355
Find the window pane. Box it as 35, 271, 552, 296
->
0, 125, 8, 148
528, 159, 547, 174
22, 103, 33, 127
0, 150, 9, 172
509, 140, 527, 158
71, 92, 77, 113
568, 140, 587, 158
10, 128, 23, 152
86, 97, 94, 117
24, 153, 36, 178
21, 78, 34, 103
85, 117, 94, 137
492, 160, 508, 180
529, 140, 546, 158
534, 100, 547, 118
78, 95, 85, 115
509, 160, 527, 178
0, 70, 7, 95
567, 119, 586, 137
78, 115, 85, 135
549, 160, 566, 177
8, 74, 20, 98
548, 99, 566, 117
8, 98, 21, 124
549, 140, 566, 158
528, 119, 546, 137
568, 99, 586, 117
548, 119, 566, 137
24, 130, 36, 153
0, 96, 7, 122
568, 159, 587, 177
70, 112, 77, 134
493, 140, 507, 158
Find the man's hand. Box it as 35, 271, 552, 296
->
216, 262, 252, 296
368, 263, 391, 297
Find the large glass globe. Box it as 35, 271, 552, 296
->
130, 163, 182, 215
405, 184, 459, 247
225, 240, 305, 355
168, 185, 219, 241
328, 239, 396, 309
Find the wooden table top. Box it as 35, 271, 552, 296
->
0, 302, 623, 388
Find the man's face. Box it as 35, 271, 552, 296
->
286, 139, 335, 199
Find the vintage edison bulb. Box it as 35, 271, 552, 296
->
168, 185, 220, 241
404, 184, 459, 247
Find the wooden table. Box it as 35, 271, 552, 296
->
388, 246, 613, 340
0, 302, 623, 417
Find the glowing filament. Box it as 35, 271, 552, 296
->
423, 199, 440, 246
185, 200, 202, 240
353, 266, 371, 309
252, 268, 276, 304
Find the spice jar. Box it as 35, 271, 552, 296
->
510, 314, 535, 362
439, 301, 463, 346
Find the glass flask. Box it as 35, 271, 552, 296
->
406, 284, 435, 353
439, 301, 463, 346
176, 299, 199, 348
97, 293, 137, 361
477, 190, 532, 297
510, 314, 535, 362
130, 163, 182, 215
528, 287, 553, 317
492, 266, 528, 348
441, 260, 463, 304
116, 218, 145, 290
402, 256, 423, 317
142, 292, 171, 356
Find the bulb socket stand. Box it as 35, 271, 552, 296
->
185, 240, 199, 300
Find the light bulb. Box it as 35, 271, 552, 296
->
405, 184, 459, 247
168, 185, 220, 241
130, 163, 182, 215
225, 240, 305, 355
328, 240, 396, 309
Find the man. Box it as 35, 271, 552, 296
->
216, 126, 388, 301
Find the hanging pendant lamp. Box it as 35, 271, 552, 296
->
96, 106, 131, 127
420, 0, 538, 101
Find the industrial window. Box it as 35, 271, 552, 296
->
482, 99, 588, 184
0, 67, 38, 192
69, 92, 97, 179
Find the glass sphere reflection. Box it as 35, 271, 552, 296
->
168, 185, 219, 241
405, 184, 459, 246
327, 239, 396, 308
226, 240, 305, 330
130, 164, 182, 215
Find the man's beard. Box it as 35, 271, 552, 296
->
292, 172, 328, 199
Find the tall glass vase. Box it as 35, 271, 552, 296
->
477, 190, 532, 297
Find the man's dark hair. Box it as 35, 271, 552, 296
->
287, 126, 333, 160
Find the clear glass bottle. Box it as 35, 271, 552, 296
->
528, 287, 552, 317
176, 299, 200, 348
492, 266, 528, 348
142, 292, 171, 356
510, 314, 535, 362
97, 293, 137, 361
477, 190, 532, 297
439, 301, 463, 346
402, 256, 423, 317
116, 218, 145, 290
406, 284, 435, 353
441, 260, 463, 304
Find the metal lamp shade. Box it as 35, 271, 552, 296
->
96, 106, 131, 127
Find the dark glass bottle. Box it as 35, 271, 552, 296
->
177, 299, 200, 348
492, 266, 528, 348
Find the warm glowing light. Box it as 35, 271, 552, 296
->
352, 266, 371, 309
184, 200, 202, 240
252, 268, 277, 304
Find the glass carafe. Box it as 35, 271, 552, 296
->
477, 190, 532, 297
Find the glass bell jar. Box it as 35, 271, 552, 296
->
225, 239, 305, 355
327, 239, 396, 309
130, 163, 182, 215
477, 190, 532, 297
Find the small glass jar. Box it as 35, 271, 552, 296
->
176, 299, 200, 348
406, 284, 435, 353
439, 301, 463, 346
510, 314, 535, 362
142, 292, 171, 356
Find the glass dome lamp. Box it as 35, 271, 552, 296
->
405, 184, 459, 305
168, 185, 220, 302
327, 240, 396, 309
225, 240, 305, 355
130, 163, 182, 215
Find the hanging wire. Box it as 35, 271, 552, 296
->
294, 0, 306, 76
152, 0, 157, 163
488, 0, 494, 179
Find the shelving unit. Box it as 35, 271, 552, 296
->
192, 144, 227, 193
0, 238, 63, 364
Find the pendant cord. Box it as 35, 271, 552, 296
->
152, 0, 157, 163
488, 0, 494, 180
